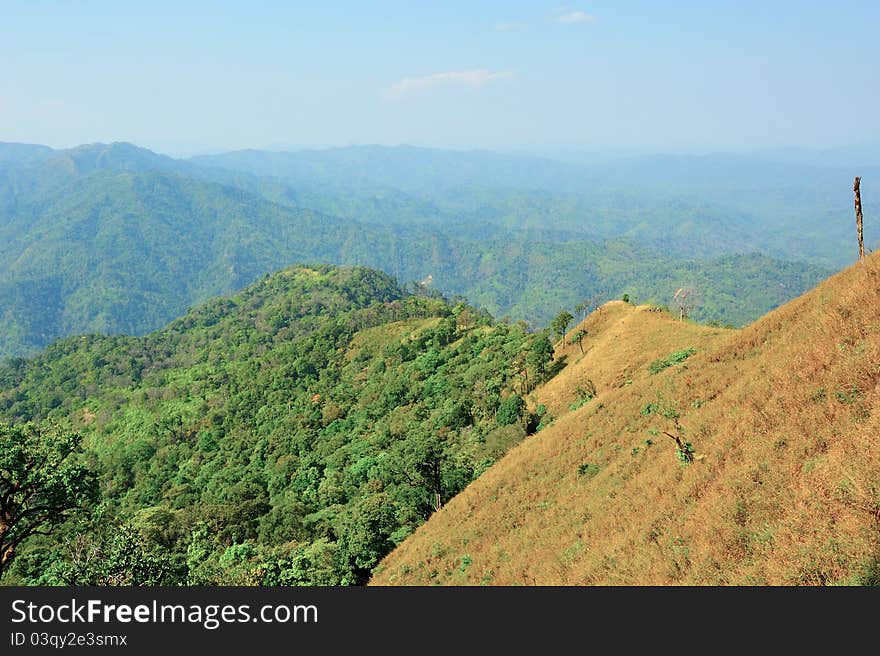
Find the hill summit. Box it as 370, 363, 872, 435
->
373, 252, 880, 585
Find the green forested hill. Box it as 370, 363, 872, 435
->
0, 265, 557, 585
444, 244, 824, 328
0, 168, 367, 356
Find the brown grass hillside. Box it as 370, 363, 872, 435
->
372, 253, 880, 585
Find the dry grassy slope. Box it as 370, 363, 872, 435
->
372, 254, 880, 585
533, 300, 730, 420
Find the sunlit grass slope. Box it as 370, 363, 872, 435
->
373, 253, 880, 585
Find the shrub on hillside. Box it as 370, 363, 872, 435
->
648, 347, 697, 374
495, 394, 525, 426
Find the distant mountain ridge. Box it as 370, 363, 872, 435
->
0, 142, 56, 169
0, 140, 841, 357
190, 143, 880, 266
191, 144, 601, 194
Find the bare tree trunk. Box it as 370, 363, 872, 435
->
855, 176, 865, 263
433, 460, 442, 512
0, 541, 13, 579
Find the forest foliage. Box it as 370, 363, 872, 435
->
0, 265, 557, 585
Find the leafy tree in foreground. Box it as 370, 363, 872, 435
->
641, 398, 695, 465
496, 394, 525, 427
0, 422, 98, 579
551, 311, 574, 345
525, 333, 554, 391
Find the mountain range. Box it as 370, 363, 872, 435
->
2, 140, 866, 358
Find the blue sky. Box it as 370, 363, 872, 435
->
2, 1, 879, 154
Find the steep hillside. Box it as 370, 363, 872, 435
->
373, 253, 880, 585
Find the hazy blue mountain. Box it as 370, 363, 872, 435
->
0, 141, 838, 357
191, 144, 878, 267
191, 145, 599, 194
0, 142, 57, 169
7, 141, 871, 267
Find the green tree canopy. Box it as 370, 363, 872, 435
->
0, 422, 98, 579
496, 394, 525, 427
551, 311, 575, 343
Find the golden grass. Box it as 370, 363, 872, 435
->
372, 254, 880, 585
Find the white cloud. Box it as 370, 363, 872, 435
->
555, 10, 598, 24
389, 69, 514, 96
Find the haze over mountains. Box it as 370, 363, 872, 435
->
0, 139, 872, 358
